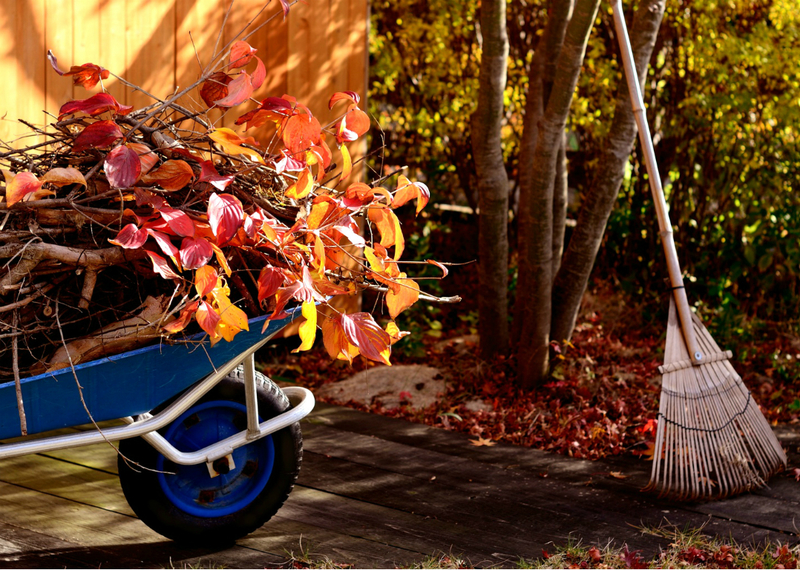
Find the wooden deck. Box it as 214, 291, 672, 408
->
1, 402, 799, 568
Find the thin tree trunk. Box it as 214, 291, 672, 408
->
472, 0, 510, 360
552, 130, 569, 278
516, 0, 600, 388
512, 0, 573, 344
551, 0, 666, 344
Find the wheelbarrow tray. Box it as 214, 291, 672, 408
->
0, 310, 298, 440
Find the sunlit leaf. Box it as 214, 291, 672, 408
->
109, 223, 148, 249
339, 143, 352, 182
214, 72, 253, 107
293, 301, 318, 353
200, 72, 233, 107
145, 250, 181, 280
386, 275, 420, 319
208, 192, 244, 245
196, 300, 221, 337
212, 289, 250, 332
5, 172, 42, 206
321, 315, 359, 363
368, 206, 404, 259
195, 265, 217, 298
58, 92, 131, 119
340, 312, 392, 365
199, 160, 236, 191
47, 50, 109, 88
104, 145, 141, 188
146, 229, 179, 260
328, 91, 361, 109
126, 143, 159, 176
72, 120, 123, 153
162, 300, 199, 334
229, 40, 257, 68
285, 168, 314, 200
257, 265, 284, 304
158, 205, 195, 237
208, 128, 264, 163
142, 160, 195, 190
392, 175, 430, 215
282, 113, 321, 154
178, 236, 213, 269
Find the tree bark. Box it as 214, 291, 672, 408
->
516, 0, 600, 388
513, 0, 573, 344
552, 129, 569, 278
472, 0, 511, 359
551, 0, 666, 344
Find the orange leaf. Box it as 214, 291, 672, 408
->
142, 160, 195, 191
392, 175, 430, 215
40, 167, 87, 188
367, 206, 404, 260
282, 113, 321, 154
293, 301, 318, 353
386, 275, 420, 319
208, 128, 264, 163
214, 72, 254, 107
163, 300, 199, 334
196, 300, 221, 337
340, 312, 392, 365
385, 321, 411, 345
339, 143, 352, 183
5, 172, 42, 206
127, 143, 159, 176
285, 168, 314, 200
195, 265, 217, 298
321, 314, 359, 363
212, 288, 249, 332
229, 40, 257, 68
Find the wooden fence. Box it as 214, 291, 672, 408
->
0, 0, 368, 145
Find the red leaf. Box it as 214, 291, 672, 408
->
146, 229, 179, 258
163, 300, 199, 334
200, 72, 233, 108
72, 120, 123, 153
4, 172, 42, 206
257, 266, 285, 304
178, 237, 213, 270
208, 193, 244, 245
280, 0, 290, 18
104, 145, 141, 188
328, 91, 360, 109
229, 41, 257, 68
199, 160, 235, 191
58, 93, 132, 119
159, 205, 195, 237
274, 149, 306, 173
282, 113, 321, 154
47, 50, 109, 89
340, 312, 392, 365
127, 143, 159, 175
109, 223, 148, 249
214, 72, 254, 107
251, 56, 266, 90
145, 249, 181, 280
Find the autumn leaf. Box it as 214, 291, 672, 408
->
208, 192, 244, 245
340, 312, 392, 365
58, 92, 132, 119
195, 265, 217, 298
47, 50, 109, 88
257, 265, 285, 304
40, 167, 87, 188
196, 300, 221, 338
4, 172, 42, 206
251, 56, 266, 90
386, 275, 420, 319
208, 128, 264, 163
608, 471, 629, 480
158, 205, 195, 237
162, 300, 199, 334
391, 175, 430, 215
321, 314, 359, 363
285, 168, 314, 200
199, 160, 236, 191
109, 223, 148, 249
368, 206, 404, 260
229, 40, 257, 68
293, 301, 318, 353
178, 236, 213, 270
127, 143, 159, 176
200, 72, 233, 107
212, 288, 249, 333
328, 91, 360, 109
214, 72, 254, 107
282, 113, 322, 154
145, 250, 181, 280
104, 145, 141, 188
142, 160, 195, 190
146, 229, 179, 260
72, 120, 123, 153
469, 436, 496, 447
338, 143, 352, 182
336, 108, 370, 143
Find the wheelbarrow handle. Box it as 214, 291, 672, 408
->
611, 0, 704, 365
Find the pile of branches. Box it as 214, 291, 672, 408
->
0, 27, 449, 385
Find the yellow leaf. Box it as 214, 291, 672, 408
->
293, 301, 318, 353
208, 128, 264, 163
469, 437, 496, 447
367, 206, 405, 260
212, 289, 249, 332
285, 168, 314, 200
339, 143, 352, 183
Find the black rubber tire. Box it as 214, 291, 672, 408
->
117, 368, 302, 545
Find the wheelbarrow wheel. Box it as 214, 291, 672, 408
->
117, 368, 302, 544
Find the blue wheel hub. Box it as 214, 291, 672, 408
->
157, 400, 275, 517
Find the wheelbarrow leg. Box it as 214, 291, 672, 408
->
243, 352, 261, 439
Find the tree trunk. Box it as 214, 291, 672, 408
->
472, 0, 510, 360
516, 0, 601, 388
512, 0, 573, 344
550, 0, 667, 344
552, 130, 569, 279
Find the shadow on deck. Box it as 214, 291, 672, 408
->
1, 402, 798, 568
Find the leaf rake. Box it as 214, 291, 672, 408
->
612, 0, 786, 499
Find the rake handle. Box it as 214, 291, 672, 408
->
611, 0, 704, 364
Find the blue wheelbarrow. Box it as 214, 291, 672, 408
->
0, 310, 315, 544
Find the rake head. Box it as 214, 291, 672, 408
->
644, 300, 787, 500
